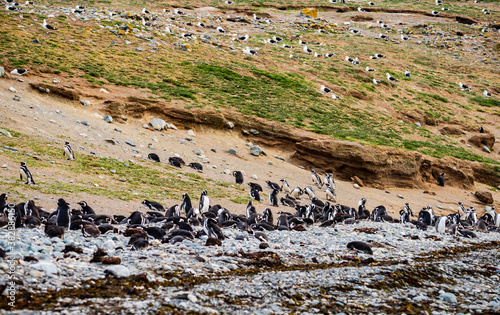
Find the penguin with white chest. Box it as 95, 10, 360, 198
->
269, 189, 279, 207
311, 169, 323, 187
20, 162, 35, 185
64, 141, 75, 160
199, 190, 209, 214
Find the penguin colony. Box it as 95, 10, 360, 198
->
3, 156, 499, 253
5, 1, 497, 101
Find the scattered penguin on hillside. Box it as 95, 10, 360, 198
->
437, 172, 446, 186
20, 162, 35, 185
64, 141, 75, 161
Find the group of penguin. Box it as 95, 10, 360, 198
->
3, 161, 500, 253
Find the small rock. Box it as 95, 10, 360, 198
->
0, 66, 4, 77
13, 95, 20, 101
125, 40, 131, 45
125, 141, 136, 147
32, 262, 58, 275
110, 170, 116, 174
1, 164, 7, 168
187, 130, 195, 137
193, 149, 202, 156
211, 148, 216, 153
114, 127, 122, 132
414, 122, 421, 127
259, 242, 269, 249
249, 129, 259, 135
136, 47, 144, 51
179, 139, 186, 145
226, 121, 234, 129
104, 265, 130, 277
103, 115, 113, 123
205, 238, 222, 246
186, 137, 193, 142
440, 292, 457, 303
143, 123, 149, 129
353, 183, 361, 189
246, 142, 253, 147
53, 78, 59, 83
149, 118, 166, 131
105, 139, 116, 145
80, 100, 91, 106
167, 123, 177, 130
242, 130, 249, 135
187, 293, 198, 303
8, 87, 16, 93
251, 174, 258, 180
152, 136, 158, 143
397, 194, 404, 199
0, 129, 12, 137
250, 145, 265, 156
385, 190, 391, 194
483, 145, 490, 153
273, 155, 285, 161
227, 149, 237, 155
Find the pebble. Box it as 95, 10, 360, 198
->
249, 129, 259, 135
125, 141, 136, 147
103, 115, 113, 123
187, 130, 195, 137
8, 87, 16, 93
114, 127, 122, 132
353, 183, 361, 189
13, 95, 20, 101
0, 129, 12, 137
226, 121, 234, 129
179, 139, 186, 145
193, 149, 202, 156
397, 194, 404, 199
227, 149, 237, 155
105, 265, 130, 277
80, 100, 92, 106
32, 262, 58, 276
440, 292, 457, 303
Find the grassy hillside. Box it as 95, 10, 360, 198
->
1, 0, 499, 165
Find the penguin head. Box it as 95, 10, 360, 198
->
78, 201, 87, 207
20, 161, 26, 166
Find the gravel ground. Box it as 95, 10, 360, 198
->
1, 220, 500, 314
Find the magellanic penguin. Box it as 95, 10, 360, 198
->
311, 169, 323, 187
180, 193, 192, 216
64, 141, 75, 160
203, 218, 224, 239
20, 162, 36, 185
56, 198, 71, 230
437, 173, 446, 186
435, 216, 448, 233
280, 179, 292, 193
269, 189, 279, 207
233, 171, 244, 184
250, 186, 261, 201
142, 200, 165, 212
325, 183, 337, 202
246, 200, 257, 218
199, 190, 210, 214
291, 187, 303, 199
304, 186, 315, 199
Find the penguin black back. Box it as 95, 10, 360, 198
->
437, 173, 446, 186
56, 198, 71, 229
233, 171, 244, 184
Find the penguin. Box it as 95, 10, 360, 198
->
250, 186, 261, 201
266, 181, 280, 191
167, 205, 181, 218
269, 189, 279, 207
168, 157, 184, 168
82, 223, 101, 238
437, 172, 446, 186
10, 69, 29, 75
479, 127, 485, 133
262, 208, 273, 224
347, 241, 373, 255
280, 179, 292, 193
188, 162, 203, 172
248, 228, 269, 242
20, 162, 35, 185
405, 69, 412, 78
56, 198, 71, 230
77, 201, 96, 215
233, 171, 244, 184
325, 183, 336, 202
304, 186, 315, 199
126, 211, 147, 226
435, 216, 447, 233
63, 141, 75, 161
246, 200, 257, 218
199, 190, 209, 214
45, 224, 65, 239
203, 218, 224, 240
180, 193, 192, 216
311, 169, 323, 187
148, 153, 160, 163
291, 187, 303, 199
248, 182, 263, 192
142, 200, 165, 212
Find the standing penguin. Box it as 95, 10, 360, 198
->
180, 193, 193, 216
56, 198, 71, 230
233, 171, 244, 184
358, 198, 367, 217
435, 216, 447, 233
311, 169, 323, 187
20, 162, 36, 185
269, 189, 279, 207
437, 173, 446, 186
63, 141, 75, 160
304, 186, 315, 199
199, 190, 210, 214
250, 186, 261, 201
325, 183, 337, 202
280, 179, 292, 193
246, 200, 257, 218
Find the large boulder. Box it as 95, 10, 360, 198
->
149, 118, 167, 130
475, 191, 494, 204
